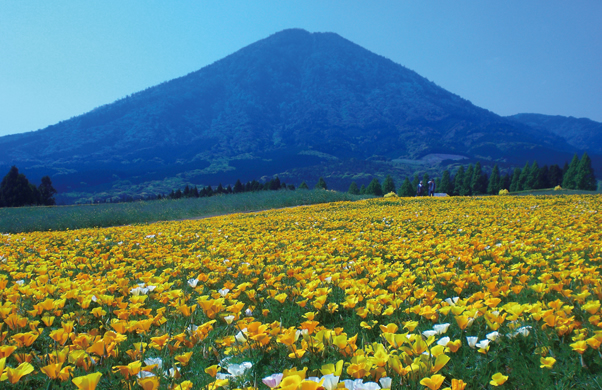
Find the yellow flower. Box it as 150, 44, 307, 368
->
420, 374, 445, 390
540, 356, 556, 368
489, 372, 508, 386
4, 362, 34, 384
72, 372, 102, 390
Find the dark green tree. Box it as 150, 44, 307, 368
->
517, 161, 531, 191
269, 177, 281, 191
398, 177, 414, 197
366, 178, 383, 196
348, 182, 360, 195
537, 165, 550, 189
562, 154, 580, 189
500, 173, 511, 192
411, 175, 419, 190
509, 168, 521, 192
233, 179, 244, 193
38, 176, 57, 206
487, 164, 501, 195
526, 161, 541, 189
439, 170, 452, 194
453, 166, 465, 196
382, 175, 396, 194
546, 164, 562, 187
359, 184, 366, 195
299, 181, 309, 190
315, 177, 327, 190
470, 162, 488, 195
575, 152, 597, 190
0, 166, 36, 207
461, 164, 474, 196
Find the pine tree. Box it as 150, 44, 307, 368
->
38, 176, 57, 206
500, 173, 511, 192
509, 168, 521, 192
517, 161, 531, 191
398, 178, 414, 197
299, 181, 309, 190
359, 184, 366, 195
470, 162, 487, 195
382, 175, 396, 194
439, 170, 452, 194
270, 177, 281, 190
562, 154, 580, 189
315, 177, 327, 190
575, 152, 597, 190
526, 161, 541, 189
411, 175, 419, 190
461, 164, 474, 196
453, 166, 465, 196
366, 178, 383, 196
547, 165, 562, 187
233, 179, 244, 193
487, 164, 501, 195
538, 166, 550, 189
348, 182, 360, 195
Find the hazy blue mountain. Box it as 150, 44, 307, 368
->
507, 113, 602, 155
0, 29, 583, 203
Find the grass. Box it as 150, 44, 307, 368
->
0, 190, 371, 234
510, 188, 600, 196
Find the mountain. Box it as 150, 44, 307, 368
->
0, 29, 583, 203
507, 113, 602, 155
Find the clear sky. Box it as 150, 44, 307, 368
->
1, 1, 601, 137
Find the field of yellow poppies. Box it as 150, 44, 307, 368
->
1, 195, 601, 389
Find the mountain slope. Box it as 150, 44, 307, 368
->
507, 113, 602, 155
0, 29, 578, 202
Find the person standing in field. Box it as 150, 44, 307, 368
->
416, 181, 424, 196
428, 178, 436, 196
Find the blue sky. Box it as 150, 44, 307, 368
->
1, 1, 601, 137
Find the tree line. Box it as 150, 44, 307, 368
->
348, 152, 597, 197
0, 166, 57, 207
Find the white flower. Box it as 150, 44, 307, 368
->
379, 377, 392, 389
216, 373, 231, 380
235, 330, 247, 343
219, 288, 230, 297
343, 379, 365, 390
130, 286, 149, 296
147, 285, 156, 291
144, 357, 163, 369
486, 331, 500, 342
166, 367, 179, 377
15, 280, 24, 286
422, 330, 438, 338
358, 382, 381, 390
444, 297, 459, 306
437, 336, 451, 346
227, 362, 252, 376
322, 374, 340, 390
475, 339, 490, 349
262, 373, 283, 388
245, 308, 253, 316
224, 315, 235, 324
516, 326, 532, 337
187, 278, 199, 288
433, 323, 450, 335
137, 371, 155, 378
466, 336, 479, 348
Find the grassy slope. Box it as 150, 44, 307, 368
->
0, 190, 371, 234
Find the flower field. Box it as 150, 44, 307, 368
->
1, 195, 601, 389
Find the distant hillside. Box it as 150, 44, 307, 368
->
507, 113, 602, 155
0, 29, 581, 203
